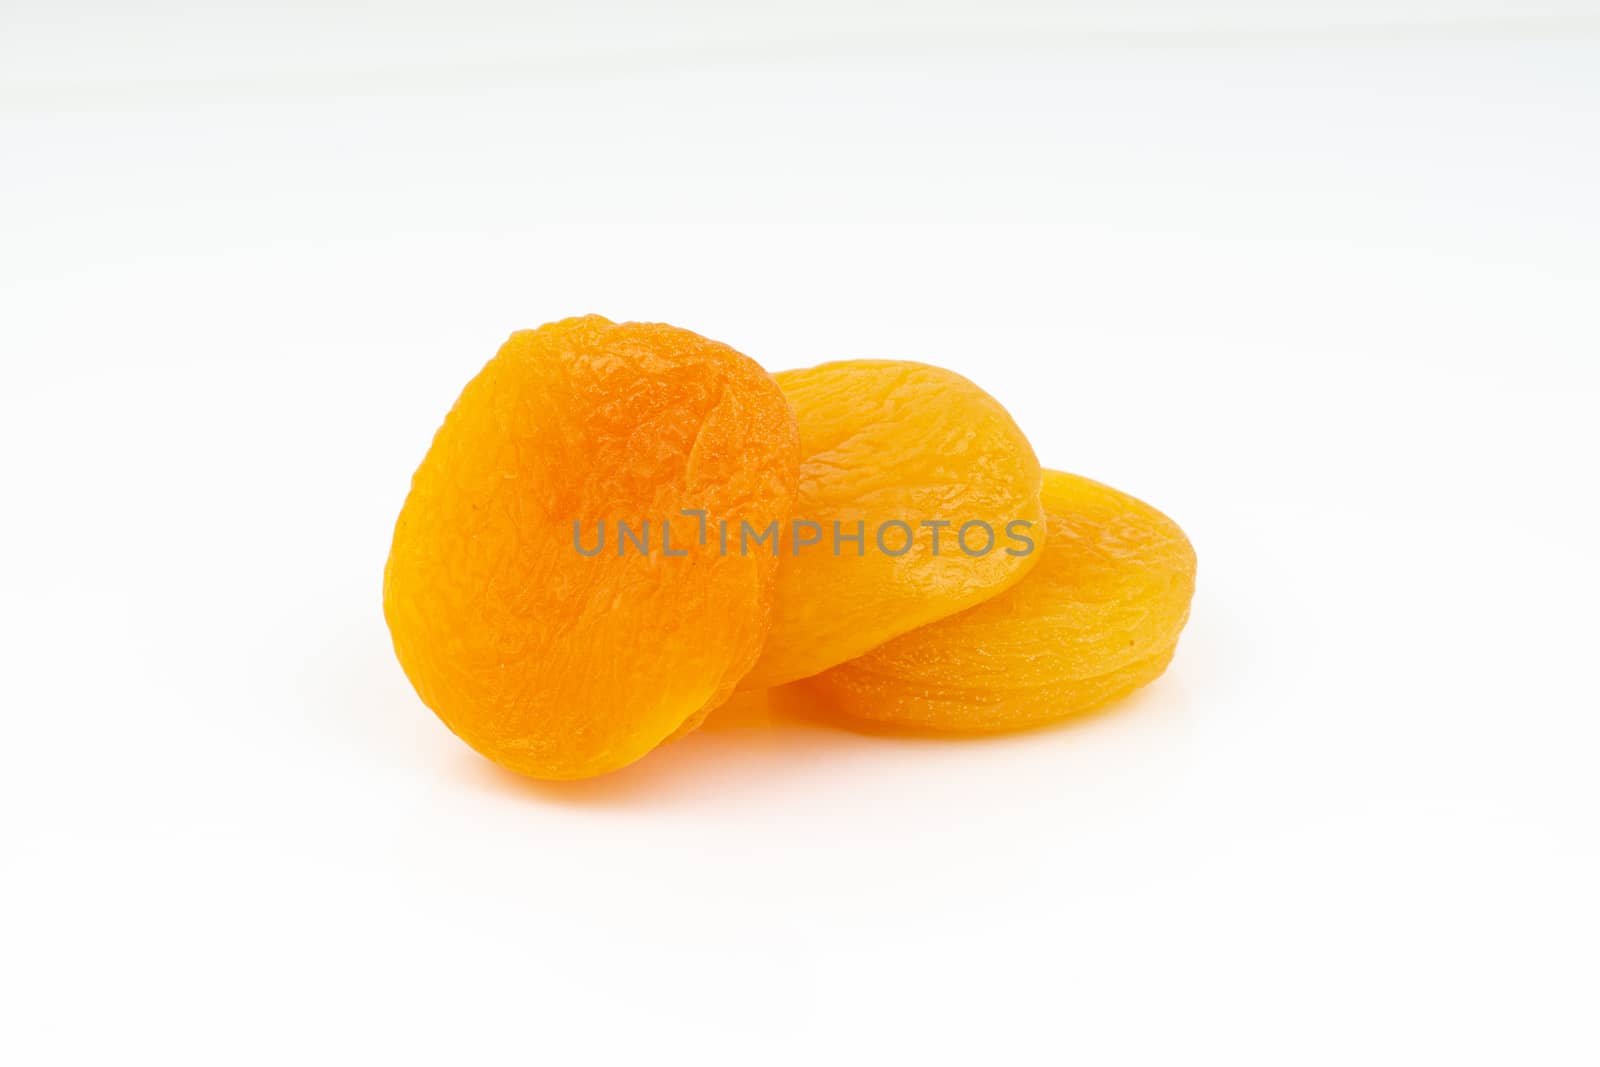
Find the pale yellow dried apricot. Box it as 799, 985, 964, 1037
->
792, 470, 1196, 731
740, 360, 1043, 689
383, 316, 799, 779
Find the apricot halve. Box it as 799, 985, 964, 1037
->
383, 316, 800, 779
740, 360, 1043, 689
792, 470, 1196, 731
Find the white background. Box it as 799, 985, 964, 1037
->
4, 3, 1598, 1063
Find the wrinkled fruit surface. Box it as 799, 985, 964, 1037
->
793, 470, 1196, 732
740, 360, 1044, 689
384, 316, 799, 779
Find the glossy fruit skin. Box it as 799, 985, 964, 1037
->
739, 360, 1044, 689
794, 470, 1195, 732
384, 316, 799, 779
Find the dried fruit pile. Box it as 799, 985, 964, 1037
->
384, 316, 1196, 779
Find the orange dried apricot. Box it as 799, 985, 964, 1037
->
740, 360, 1044, 689
792, 470, 1196, 731
383, 316, 800, 779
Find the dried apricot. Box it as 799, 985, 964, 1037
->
740, 360, 1044, 689
792, 470, 1196, 731
383, 316, 800, 779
